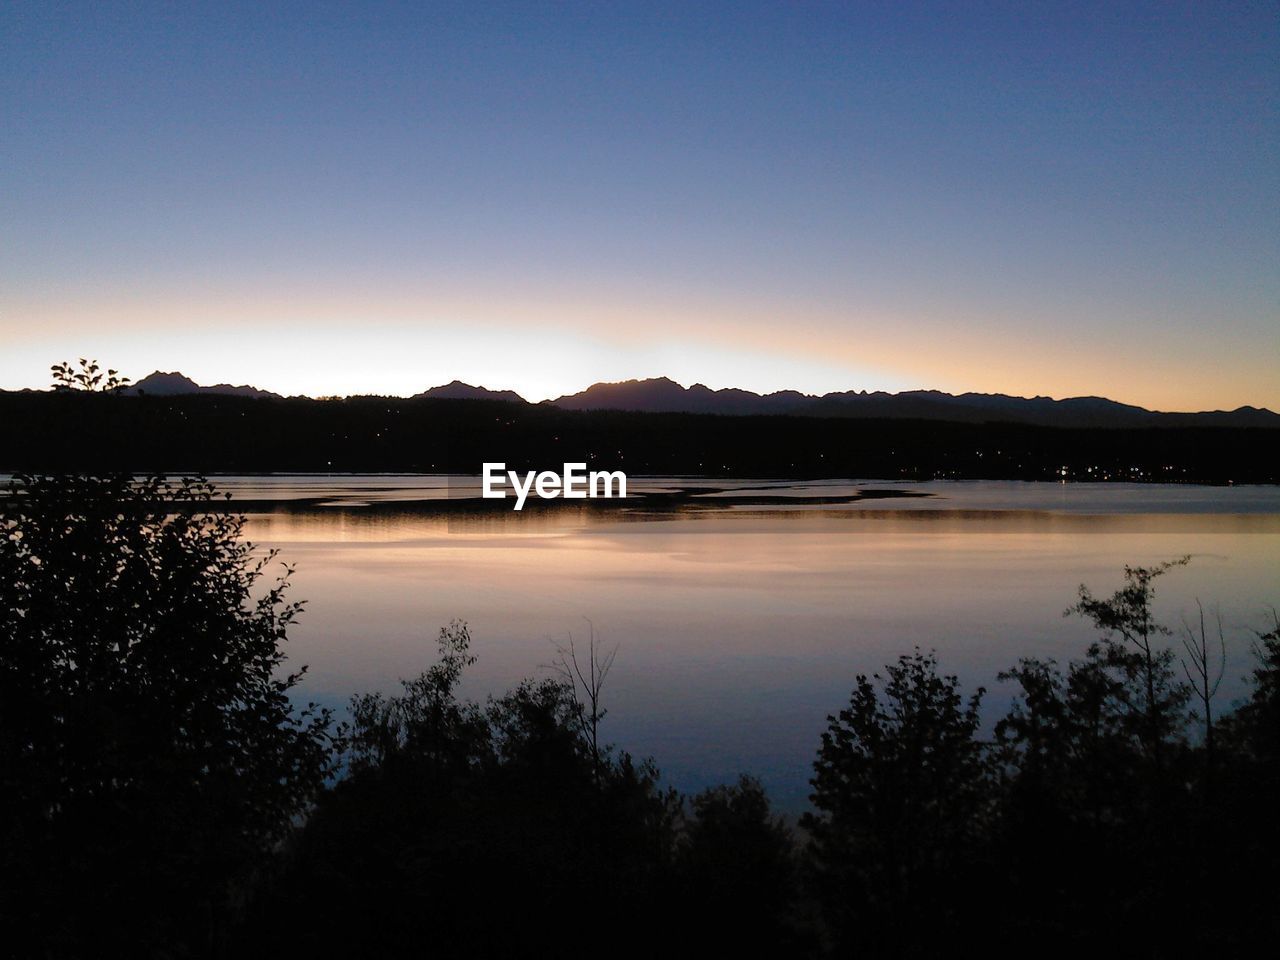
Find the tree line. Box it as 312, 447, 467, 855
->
1, 474, 1277, 957
4, 387, 1277, 483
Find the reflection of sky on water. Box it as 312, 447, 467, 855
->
226, 477, 1280, 810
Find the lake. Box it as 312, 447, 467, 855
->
222, 476, 1280, 809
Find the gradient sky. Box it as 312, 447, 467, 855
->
3, 1, 1277, 408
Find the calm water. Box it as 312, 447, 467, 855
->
218, 476, 1280, 809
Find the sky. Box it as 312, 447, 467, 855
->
2, 1, 1277, 408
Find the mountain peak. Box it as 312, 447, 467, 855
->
415, 381, 525, 403
124, 371, 279, 399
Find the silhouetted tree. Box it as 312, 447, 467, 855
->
994, 564, 1273, 951
803, 649, 989, 955
551, 619, 617, 786
1179, 601, 1227, 764
248, 623, 681, 957
994, 649, 1171, 945
346, 619, 489, 783
675, 775, 806, 953
1068, 558, 1192, 767
1226, 611, 1280, 768
0, 474, 333, 956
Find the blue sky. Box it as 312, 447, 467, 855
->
2, 1, 1276, 407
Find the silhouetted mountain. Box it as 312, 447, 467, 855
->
549, 377, 805, 416
549, 378, 1279, 429
414, 380, 525, 403
73, 372, 1280, 428
2, 391, 1276, 482
124, 371, 280, 399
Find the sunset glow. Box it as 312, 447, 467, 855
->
3, 2, 1277, 409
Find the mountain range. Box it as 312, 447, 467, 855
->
113, 371, 1277, 429
548, 377, 1280, 428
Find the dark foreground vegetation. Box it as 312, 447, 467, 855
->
2, 474, 1278, 957
2, 388, 1277, 482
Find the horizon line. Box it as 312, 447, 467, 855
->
7, 369, 1275, 416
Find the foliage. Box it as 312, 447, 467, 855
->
675, 775, 804, 953
803, 649, 990, 953
1227, 611, 1280, 766
345, 619, 488, 780
245, 623, 682, 956
50, 357, 130, 392
0, 473, 333, 954
994, 566, 1276, 951
1067, 558, 1193, 764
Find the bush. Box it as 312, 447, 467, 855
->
0, 474, 333, 955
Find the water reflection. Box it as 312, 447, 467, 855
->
232, 477, 1280, 809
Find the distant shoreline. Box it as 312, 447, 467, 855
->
1, 392, 1276, 483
